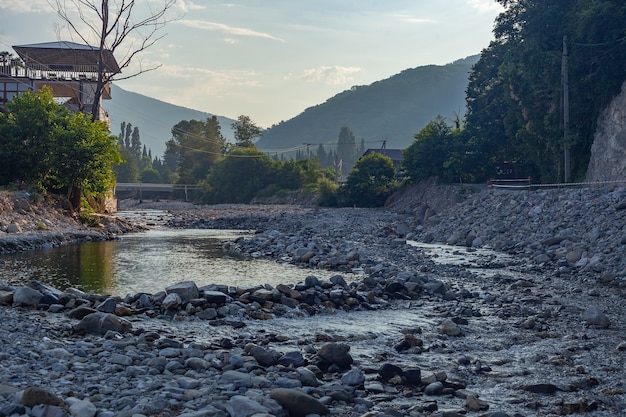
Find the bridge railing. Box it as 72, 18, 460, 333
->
115, 183, 203, 202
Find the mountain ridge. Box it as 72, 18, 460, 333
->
257, 55, 479, 152
106, 84, 236, 158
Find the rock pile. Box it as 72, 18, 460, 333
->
412, 186, 626, 283
1, 277, 503, 417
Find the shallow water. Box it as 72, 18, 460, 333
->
0, 228, 359, 295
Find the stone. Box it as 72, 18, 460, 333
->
96, 297, 117, 313
73, 312, 132, 335
162, 292, 182, 310
165, 281, 199, 302
277, 351, 306, 367
424, 381, 444, 396
439, 319, 462, 336
582, 305, 610, 328
378, 363, 403, 381
13, 287, 42, 306
250, 346, 281, 367
66, 306, 98, 320
203, 290, 228, 304
68, 398, 97, 417
270, 388, 329, 416
340, 368, 365, 386
6, 223, 22, 233
224, 395, 269, 417
21, 387, 64, 407
316, 342, 353, 370
465, 395, 489, 411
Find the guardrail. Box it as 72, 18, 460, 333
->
488, 178, 626, 190
488, 177, 532, 190
114, 183, 203, 201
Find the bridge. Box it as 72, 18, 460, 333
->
114, 183, 203, 201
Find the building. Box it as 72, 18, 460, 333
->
0, 41, 120, 125
362, 148, 404, 178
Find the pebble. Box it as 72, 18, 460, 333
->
1, 187, 626, 416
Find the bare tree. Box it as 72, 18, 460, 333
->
49, 0, 179, 121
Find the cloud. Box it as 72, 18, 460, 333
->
176, 19, 286, 42
0, 1, 50, 13
394, 14, 436, 24
156, 63, 260, 88
285, 66, 362, 85
467, 0, 504, 13
174, 0, 205, 13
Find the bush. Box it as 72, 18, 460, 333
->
315, 177, 339, 207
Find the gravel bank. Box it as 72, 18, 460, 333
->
1, 186, 625, 417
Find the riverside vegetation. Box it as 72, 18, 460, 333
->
0, 184, 625, 417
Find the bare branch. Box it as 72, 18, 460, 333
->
47, 0, 182, 121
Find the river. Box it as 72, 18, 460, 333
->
0, 227, 364, 296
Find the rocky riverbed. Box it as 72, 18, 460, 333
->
1, 185, 625, 417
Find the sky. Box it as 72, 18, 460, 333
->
0, 0, 503, 128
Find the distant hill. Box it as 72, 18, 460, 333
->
105, 84, 236, 158
256, 55, 479, 152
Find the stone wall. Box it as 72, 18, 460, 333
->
586, 80, 626, 182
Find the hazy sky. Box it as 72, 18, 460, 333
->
0, 0, 503, 127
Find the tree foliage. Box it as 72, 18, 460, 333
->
402, 116, 465, 182
0, 87, 121, 204
169, 116, 226, 184
342, 153, 398, 207
203, 147, 273, 204
231, 115, 263, 148
465, 0, 626, 182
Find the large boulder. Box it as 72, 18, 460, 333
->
586, 80, 626, 181
270, 388, 329, 416
73, 312, 132, 335
165, 281, 199, 302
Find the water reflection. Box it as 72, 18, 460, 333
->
1, 229, 357, 296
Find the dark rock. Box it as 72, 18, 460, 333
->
165, 281, 199, 302
278, 351, 306, 368
424, 381, 445, 396
73, 312, 132, 335
13, 287, 42, 306
316, 342, 353, 370
66, 306, 98, 320
96, 297, 117, 313
404, 368, 422, 385
249, 346, 281, 367
21, 387, 63, 407
522, 383, 561, 394
270, 388, 329, 416
378, 363, 403, 381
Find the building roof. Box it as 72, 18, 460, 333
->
363, 148, 404, 161
13, 41, 120, 74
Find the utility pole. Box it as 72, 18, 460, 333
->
303, 143, 312, 160
562, 35, 571, 183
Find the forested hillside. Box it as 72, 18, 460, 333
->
464, 0, 626, 183
106, 85, 236, 158
256, 56, 479, 152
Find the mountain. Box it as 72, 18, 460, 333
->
256, 55, 479, 152
105, 84, 236, 158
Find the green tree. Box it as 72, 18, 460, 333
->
232, 115, 263, 148
203, 148, 273, 203
403, 116, 459, 182
50, 112, 121, 208
170, 116, 225, 184
465, 0, 626, 182
0, 87, 66, 186
343, 153, 398, 207
0, 87, 121, 210
113, 147, 140, 182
